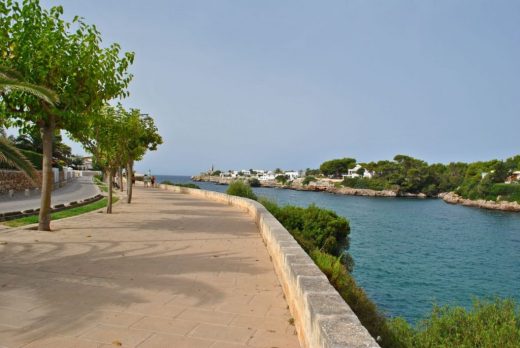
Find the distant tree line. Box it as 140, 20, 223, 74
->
307, 155, 520, 202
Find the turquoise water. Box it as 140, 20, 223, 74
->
156, 175, 520, 323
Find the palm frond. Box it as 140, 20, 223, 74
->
0, 78, 59, 106
0, 66, 59, 106
0, 66, 24, 81
0, 137, 39, 184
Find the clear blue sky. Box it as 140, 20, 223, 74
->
42, 0, 520, 175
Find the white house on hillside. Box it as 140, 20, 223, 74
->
505, 171, 520, 184
259, 173, 276, 181
343, 164, 374, 179
284, 171, 300, 180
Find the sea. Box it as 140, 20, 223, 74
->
156, 175, 520, 323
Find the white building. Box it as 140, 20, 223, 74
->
343, 164, 374, 179
505, 171, 520, 184
284, 171, 300, 180
259, 173, 276, 181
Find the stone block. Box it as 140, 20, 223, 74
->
317, 314, 379, 348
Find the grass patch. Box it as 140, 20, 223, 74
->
3, 196, 117, 227
94, 177, 109, 192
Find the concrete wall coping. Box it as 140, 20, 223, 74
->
159, 184, 380, 348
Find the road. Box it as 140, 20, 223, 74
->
0, 176, 101, 213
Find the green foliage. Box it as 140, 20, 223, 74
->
161, 181, 200, 189
305, 168, 320, 176
0, 136, 38, 181
211, 170, 221, 176
342, 177, 388, 191
0, 65, 58, 105
19, 149, 43, 170
248, 178, 261, 187
10, 128, 72, 165
226, 180, 257, 200
302, 176, 316, 185
275, 174, 289, 184
325, 154, 519, 199
388, 298, 520, 348
311, 250, 401, 347
0, 0, 134, 133
258, 199, 350, 260
320, 158, 356, 177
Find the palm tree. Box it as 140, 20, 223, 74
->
0, 66, 59, 182
0, 66, 59, 105
0, 136, 38, 183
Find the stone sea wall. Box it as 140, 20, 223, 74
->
159, 183, 380, 348
440, 192, 520, 212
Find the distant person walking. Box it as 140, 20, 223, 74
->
151, 176, 156, 188
144, 174, 150, 188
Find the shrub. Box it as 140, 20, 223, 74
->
248, 178, 261, 187
275, 175, 289, 184
310, 250, 400, 347
342, 177, 386, 191
226, 180, 257, 200
302, 176, 316, 185
388, 298, 520, 348
258, 198, 401, 347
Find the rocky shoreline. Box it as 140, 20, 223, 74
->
439, 192, 520, 212
191, 175, 425, 198
192, 175, 520, 212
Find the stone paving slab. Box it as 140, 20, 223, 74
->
0, 186, 300, 348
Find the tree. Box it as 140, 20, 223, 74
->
119, 110, 162, 204
76, 105, 125, 213
0, 1, 134, 230
0, 65, 59, 183
319, 158, 356, 177
0, 136, 38, 182
11, 128, 72, 166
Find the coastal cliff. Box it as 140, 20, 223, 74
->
440, 192, 520, 212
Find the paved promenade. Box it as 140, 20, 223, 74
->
0, 176, 100, 214
0, 187, 300, 347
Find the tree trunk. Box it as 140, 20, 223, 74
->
118, 167, 124, 192
126, 160, 133, 203
38, 117, 55, 231
107, 169, 113, 214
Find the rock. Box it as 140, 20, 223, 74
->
442, 192, 520, 212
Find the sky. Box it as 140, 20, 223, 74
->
35, 0, 520, 175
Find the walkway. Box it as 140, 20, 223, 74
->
0, 176, 100, 214
0, 186, 300, 347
